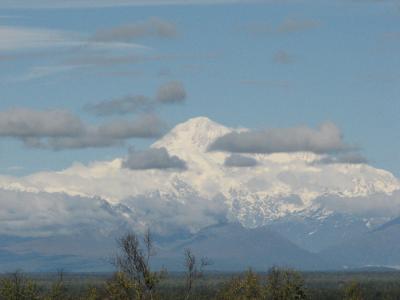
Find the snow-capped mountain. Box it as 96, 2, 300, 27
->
0, 116, 399, 231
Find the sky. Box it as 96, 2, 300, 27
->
0, 0, 399, 176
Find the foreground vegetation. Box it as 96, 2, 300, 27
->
1, 231, 400, 299
3, 270, 400, 300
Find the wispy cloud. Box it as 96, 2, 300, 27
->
0, 25, 148, 54
276, 18, 319, 34
0, 26, 79, 51
0, 19, 164, 82
242, 17, 320, 35
85, 95, 154, 116
10, 65, 80, 82
92, 17, 177, 42
64, 53, 149, 67
240, 80, 291, 88
0, 0, 262, 9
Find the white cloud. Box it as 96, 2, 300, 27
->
0, 186, 228, 238
0, 189, 132, 237
313, 153, 368, 165
122, 193, 228, 235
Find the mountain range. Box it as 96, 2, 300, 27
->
0, 117, 399, 271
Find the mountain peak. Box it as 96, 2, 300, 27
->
171, 116, 226, 131
153, 116, 231, 152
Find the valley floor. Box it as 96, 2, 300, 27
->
2, 270, 400, 299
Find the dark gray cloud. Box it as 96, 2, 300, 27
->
0, 108, 166, 150
224, 154, 258, 167
64, 53, 151, 67
273, 50, 295, 64
98, 115, 166, 139
209, 122, 350, 154
92, 17, 177, 43
64, 51, 218, 69
45, 130, 123, 150
84, 95, 153, 116
48, 115, 166, 150
314, 153, 368, 165
0, 108, 84, 138
122, 147, 187, 170
156, 81, 187, 103
84, 81, 187, 117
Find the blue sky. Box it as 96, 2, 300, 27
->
0, 0, 399, 176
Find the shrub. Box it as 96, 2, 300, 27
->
216, 269, 265, 300
0, 271, 40, 300
265, 267, 307, 300
344, 281, 363, 300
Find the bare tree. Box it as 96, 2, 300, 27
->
183, 248, 211, 300
112, 229, 164, 300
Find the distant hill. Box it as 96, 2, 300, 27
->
320, 218, 400, 268
157, 223, 332, 271
0, 248, 109, 273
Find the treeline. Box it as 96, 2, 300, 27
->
0, 268, 389, 300
0, 231, 393, 299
